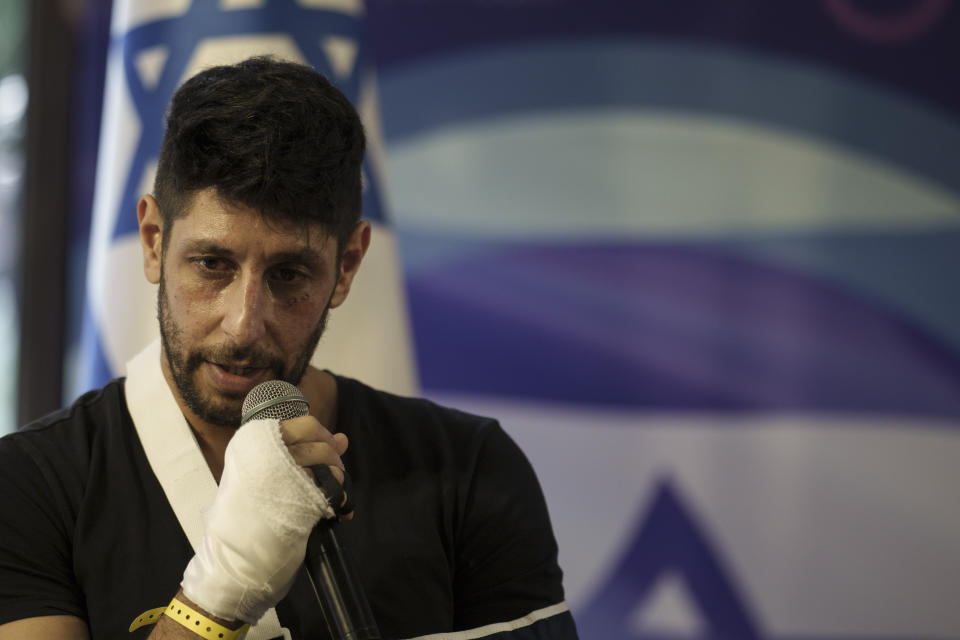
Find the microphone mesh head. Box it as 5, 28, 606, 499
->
241, 380, 310, 424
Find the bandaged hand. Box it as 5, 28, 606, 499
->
181, 416, 349, 623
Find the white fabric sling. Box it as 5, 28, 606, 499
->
125, 339, 286, 640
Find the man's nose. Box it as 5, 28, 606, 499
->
221, 273, 268, 346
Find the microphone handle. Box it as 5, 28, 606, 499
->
305, 524, 381, 640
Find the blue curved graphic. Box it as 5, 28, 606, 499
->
407, 240, 960, 417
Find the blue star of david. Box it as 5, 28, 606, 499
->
109, 0, 385, 243
578, 480, 763, 640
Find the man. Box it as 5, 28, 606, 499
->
0, 57, 577, 639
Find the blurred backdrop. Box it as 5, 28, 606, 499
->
6, 1, 960, 639
0, 1, 27, 435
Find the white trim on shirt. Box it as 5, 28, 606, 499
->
405, 602, 571, 640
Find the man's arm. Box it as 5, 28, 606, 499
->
0, 616, 90, 640
144, 416, 351, 638
0, 434, 90, 637
0, 414, 348, 638
0, 592, 247, 640
453, 422, 579, 638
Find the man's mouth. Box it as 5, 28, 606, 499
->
200, 353, 282, 392
208, 361, 270, 381
218, 364, 261, 376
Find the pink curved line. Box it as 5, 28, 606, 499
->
823, 0, 950, 43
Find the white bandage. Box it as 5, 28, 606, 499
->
181, 418, 335, 623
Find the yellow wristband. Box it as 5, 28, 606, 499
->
129, 606, 166, 632
163, 598, 250, 640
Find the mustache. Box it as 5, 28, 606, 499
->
185, 344, 285, 373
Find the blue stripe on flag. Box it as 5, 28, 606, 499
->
77, 301, 118, 387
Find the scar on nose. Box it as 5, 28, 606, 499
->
287, 293, 310, 306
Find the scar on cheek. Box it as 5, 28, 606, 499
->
287, 293, 310, 306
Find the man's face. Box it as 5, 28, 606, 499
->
155, 189, 340, 428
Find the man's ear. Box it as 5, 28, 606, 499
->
329, 221, 372, 309
138, 194, 164, 284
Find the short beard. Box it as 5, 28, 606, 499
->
157, 271, 328, 428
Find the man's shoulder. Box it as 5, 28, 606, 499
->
332, 373, 520, 474
335, 374, 498, 434
2, 379, 130, 464
18, 378, 127, 432
0, 379, 135, 537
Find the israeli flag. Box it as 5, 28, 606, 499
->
77, 0, 416, 396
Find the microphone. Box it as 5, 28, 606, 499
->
242, 381, 381, 640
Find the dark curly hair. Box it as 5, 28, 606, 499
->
153, 56, 365, 254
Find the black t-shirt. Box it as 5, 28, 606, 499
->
0, 376, 574, 639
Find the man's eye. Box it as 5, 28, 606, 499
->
194, 257, 230, 272
270, 267, 306, 284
